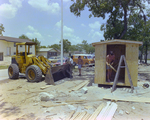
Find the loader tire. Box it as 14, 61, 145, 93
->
26, 65, 42, 82
8, 64, 19, 79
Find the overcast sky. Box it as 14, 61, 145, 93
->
0, 0, 149, 46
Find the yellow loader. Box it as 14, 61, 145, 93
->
8, 42, 72, 84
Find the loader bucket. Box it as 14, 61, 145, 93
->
45, 63, 72, 85
45, 68, 55, 85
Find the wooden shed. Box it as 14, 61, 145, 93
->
92, 39, 142, 87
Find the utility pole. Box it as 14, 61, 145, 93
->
61, 0, 63, 65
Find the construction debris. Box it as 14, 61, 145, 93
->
80, 87, 88, 94
39, 92, 55, 101
0, 64, 150, 120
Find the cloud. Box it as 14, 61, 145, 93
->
55, 20, 74, 33
55, 21, 80, 44
26, 25, 44, 40
55, 21, 61, 28
89, 21, 101, 29
28, 0, 60, 14
48, 35, 52, 38
27, 25, 37, 32
81, 23, 86, 27
64, 26, 74, 33
88, 30, 103, 42
63, 0, 71, 2
0, 0, 23, 19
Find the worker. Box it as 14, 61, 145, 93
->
78, 56, 83, 76
70, 56, 73, 65
69, 56, 74, 78
106, 51, 115, 82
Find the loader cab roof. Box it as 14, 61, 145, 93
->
16, 42, 37, 45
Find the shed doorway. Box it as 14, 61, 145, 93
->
106, 44, 126, 83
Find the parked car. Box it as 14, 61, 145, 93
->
72, 54, 95, 66
48, 56, 60, 63
53, 59, 67, 66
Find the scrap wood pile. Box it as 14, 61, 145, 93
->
38, 80, 118, 120
65, 102, 117, 120
1, 69, 150, 120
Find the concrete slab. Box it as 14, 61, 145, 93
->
0, 69, 9, 80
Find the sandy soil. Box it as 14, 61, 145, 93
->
0, 65, 150, 120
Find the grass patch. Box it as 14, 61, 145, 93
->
0, 65, 9, 70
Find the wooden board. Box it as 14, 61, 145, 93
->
65, 111, 75, 120
82, 113, 91, 120
103, 95, 150, 103
125, 44, 138, 87
94, 44, 106, 84
74, 111, 87, 120
88, 103, 106, 120
69, 81, 89, 92
96, 102, 117, 120
70, 112, 81, 120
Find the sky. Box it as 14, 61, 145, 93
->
0, 0, 149, 46
0, 0, 106, 46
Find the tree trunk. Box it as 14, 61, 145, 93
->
118, 7, 127, 39
140, 45, 143, 62
145, 42, 148, 64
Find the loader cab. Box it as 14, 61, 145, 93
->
15, 42, 36, 58
12, 42, 36, 73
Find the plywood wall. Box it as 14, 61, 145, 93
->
94, 42, 139, 87
94, 44, 106, 84
125, 44, 139, 86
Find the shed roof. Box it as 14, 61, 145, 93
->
92, 39, 143, 47
0, 36, 32, 43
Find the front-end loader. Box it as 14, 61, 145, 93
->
8, 42, 72, 84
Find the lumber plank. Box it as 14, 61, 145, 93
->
41, 99, 102, 108
65, 110, 75, 120
96, 102, 117, 120
41, 103, 67, 107
88, 103, 106, 120
69, 81, 89, 92
40, 85, 53, 90
103, 95, 150, 103
70, 112, 81, 120
74, 111, 87, 120
106, 62, 116, 72
82, 113, 91, 120
105, 102, 117, 120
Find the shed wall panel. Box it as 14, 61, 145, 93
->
94, 44, 106, 84
125, 44, 138, 86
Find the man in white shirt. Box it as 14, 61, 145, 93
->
70, 56, 73, 64
69, 56, 74, 78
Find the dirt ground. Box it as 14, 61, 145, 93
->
0, 64, 150, 120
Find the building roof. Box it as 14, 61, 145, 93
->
39, 48, 55, 52
16, 42, 37, 45
92, 39, 143, 47
0, 36, 32, 43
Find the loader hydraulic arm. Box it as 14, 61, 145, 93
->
31, 56, 48, 75
38, 55, 52, 68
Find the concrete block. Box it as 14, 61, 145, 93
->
39, 92, 54, 101
81, 87, 88, 94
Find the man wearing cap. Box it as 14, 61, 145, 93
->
106, 51, 115, 82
